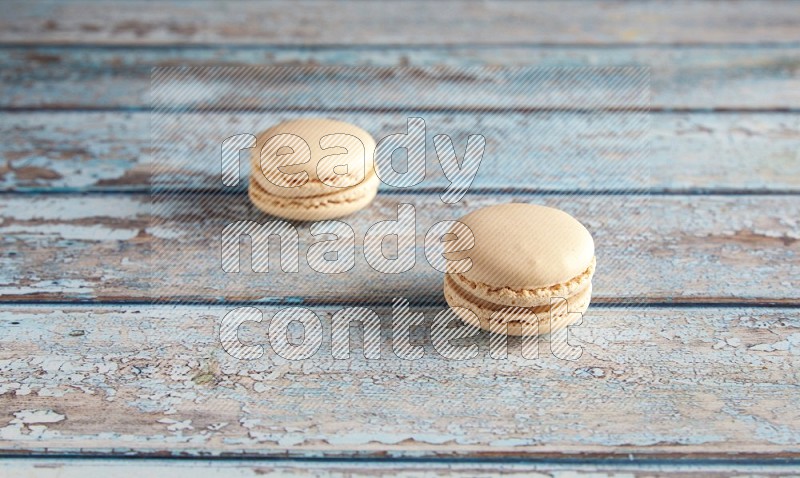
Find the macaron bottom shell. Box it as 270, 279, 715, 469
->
248, 172, 380, 221
443, 273, 592, 336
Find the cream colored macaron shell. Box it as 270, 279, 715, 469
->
443, 203, 596, 335
249, 118, 379, 220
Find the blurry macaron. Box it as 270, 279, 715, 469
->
443, 203, 595, 336
249, 118, 379, 220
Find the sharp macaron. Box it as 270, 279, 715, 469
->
443, 203, 596, 336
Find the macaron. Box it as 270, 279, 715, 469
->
443, 203, 595, 336
249, 118, 379, 221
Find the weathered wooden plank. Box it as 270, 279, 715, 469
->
0, 112, 148, 191
146, 66, 651, 112
3, 458, 800, 477
1, 304, 799, 458
2, 1, 799, 46
1, 194, 797, 303
3, 111, 799, 193
2, 47, 800, 109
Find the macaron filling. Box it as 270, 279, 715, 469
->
444, 274, 592, 334
450, 256, 596, 308
445, 273, 592, 319
248, 172, 379, 219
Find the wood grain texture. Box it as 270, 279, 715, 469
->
3, 0, 800, 467
3, 458, 800, 477
1, 193, 798, 303
2, 46, 800, 109
1, 304, 799, 458
3, 111, 799, 193
2, 1, 799, 46
146, 66, 651, 111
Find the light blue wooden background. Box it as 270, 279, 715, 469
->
0, 1, 799, 476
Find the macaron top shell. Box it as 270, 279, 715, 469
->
448, 203, 595, 289
252, 118, 377, 198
